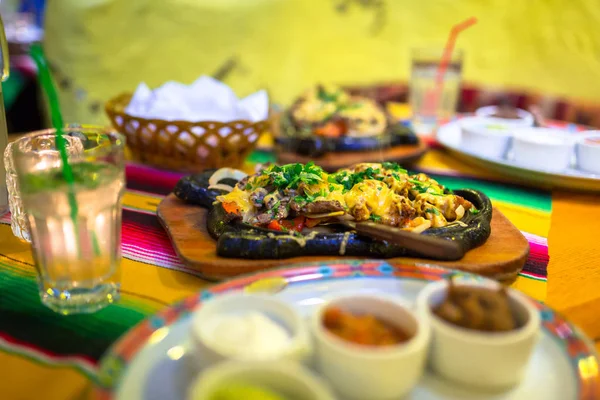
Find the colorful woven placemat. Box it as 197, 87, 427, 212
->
0, 147, 553, 399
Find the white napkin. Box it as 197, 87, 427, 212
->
124, 76, 269, 123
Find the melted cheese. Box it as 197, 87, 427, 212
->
306, 180, 347, 207
339, 231, 351, 255
322, 190, 346, 206
339, 99, 387, 135
217, 187, 254, 214
267, 231, 318, 248
344, 180, 396, 220
215, 163, 464, 233
248, 174, 270, 188
293, 100, 338, 122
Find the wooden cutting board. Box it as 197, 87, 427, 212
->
276, 141, 428, 171
157, 194, 529, 283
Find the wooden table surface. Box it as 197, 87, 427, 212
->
545, 191, 600, 354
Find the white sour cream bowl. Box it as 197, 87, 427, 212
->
459, 117, 513, 159
189, 293, 311, 366
417, 279, 540, 390
576, 131, 600, 174
511, 127, 575, 172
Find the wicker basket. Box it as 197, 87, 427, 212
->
105, 93, 269, 172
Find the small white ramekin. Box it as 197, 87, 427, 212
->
576, 131, 600, 174
475, 105, 534, 127
310, 294, 430, 400
511, 127, 575, 172
189, 293, 312, 366
459, 117, 514, 159
417, 279, 540, 390
187, 360, 336, 400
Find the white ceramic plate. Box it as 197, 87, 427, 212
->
437, 120, 600, 192
95, 261, 599, 400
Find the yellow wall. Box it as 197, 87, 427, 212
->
45, 0, 600, 125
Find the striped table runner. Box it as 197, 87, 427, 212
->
0, 148, 551, 399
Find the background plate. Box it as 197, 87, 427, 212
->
437, 120, 600, 192
276, 140, 427, 172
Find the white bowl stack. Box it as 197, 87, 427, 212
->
576, 131, 600, 174
458, 106, 598, 175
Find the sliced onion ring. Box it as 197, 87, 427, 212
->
209, 183, 237, 192
455, 205, 465, 220
208, 168, 248, 192
403, 220, 432, 234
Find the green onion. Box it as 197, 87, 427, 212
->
369, 214, 382, 222
425, 208, 441, 216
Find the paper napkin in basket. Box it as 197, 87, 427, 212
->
125, 76, 269, 123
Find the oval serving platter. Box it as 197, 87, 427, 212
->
95, 261, 599, 400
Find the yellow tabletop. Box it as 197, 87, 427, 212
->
0, 143, 598, 399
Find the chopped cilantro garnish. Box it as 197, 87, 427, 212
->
300, 172, 322, 185
317, 86, 339, 102
408, 178, 444, 195
369, 214, 382, 222
354, 167, 381, 182
304, 189, 326, 202
382, 162, 407, 174
425, 208, 441, 215
293, 195, 306, 204
328, 171, 355, 191
327, 167, 382, 192
262, 162, 324, 190
337, 102, 362, 111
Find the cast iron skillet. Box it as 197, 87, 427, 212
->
276, 113, 419, 157
174, 170, 493, 261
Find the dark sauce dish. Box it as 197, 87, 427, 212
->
173, 170, 492, 262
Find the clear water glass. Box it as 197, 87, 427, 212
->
11, 127, 126, 314
0, 12, 10, 217
409, 48, 463, 136
5, 132, 84, 241
0, 130, 7, 216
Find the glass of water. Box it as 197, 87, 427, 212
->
10, 126, 125, 314
5, 130, 84, 241
409, 47, 463, 136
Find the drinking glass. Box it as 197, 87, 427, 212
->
409, 48, 463, 136
0, 12, 11, 217
11, 126, 126, 314
5, 131, 84, 241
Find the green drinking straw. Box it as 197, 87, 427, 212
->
29, 45, 77, 214
29, 44, 95, 256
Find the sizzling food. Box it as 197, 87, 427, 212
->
215, 162, 475, 234
290, 85, 388, 137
